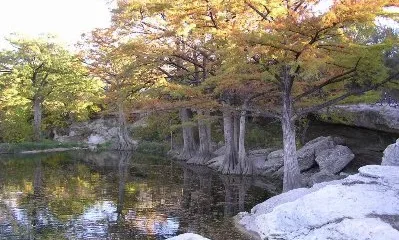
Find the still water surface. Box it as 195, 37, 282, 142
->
0, 151, 278, 240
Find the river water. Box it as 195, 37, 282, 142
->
0, 151, 278, 240
1, 121, 397, 240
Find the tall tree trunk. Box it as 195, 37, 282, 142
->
233, 112, 240, 152
116, 100, 136, 150
188, 110, 213, 165
237, 109, 253, 175
33, 96, 43, 142
282, 89, 302, 192
179, 108, 197, 160
219, 110, 238, 174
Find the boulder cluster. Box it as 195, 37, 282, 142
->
253, 136, 354, 185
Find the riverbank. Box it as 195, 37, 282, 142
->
0, 140, 168, 155
171, 139, 399, 240
0, 141, 85, 154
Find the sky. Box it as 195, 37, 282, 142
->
0, 0, 397, 50
0, 0, 112, 49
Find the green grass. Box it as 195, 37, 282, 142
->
0, 140, 84, 154
341, 90, 381, 104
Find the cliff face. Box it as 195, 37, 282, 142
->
54, 117, 145, 148
54, 118, 120, 145
316, 104, 399, 134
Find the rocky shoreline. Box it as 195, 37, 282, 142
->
170, 138, 399, 240
19, 147, 87, 154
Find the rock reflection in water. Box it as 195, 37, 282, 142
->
0, 151, 276, 239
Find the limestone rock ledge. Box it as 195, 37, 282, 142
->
316, 104, 399, 134
237, 165, 399, 240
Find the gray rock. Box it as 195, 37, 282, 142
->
315, 145, 355, 174
272, 166, 284, 178
303, 136, 337, 155
213, 146, 226, 156
332, 136, 346, 145
259, 150, 284, 175
206, 155, 224, 170
309, 171, 344, 186
248, 148, 275, 172
381, 139, 399, 166
87, 134, 106, 145
267, 149, 284, 159
54, 118, 127, 147
316, 104, 399, 134
250, 156, 268, 173
260, 137, 338, 176
298, 136, 337, 171
249, 148, 275, 156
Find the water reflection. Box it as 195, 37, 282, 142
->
0, 151, 277, 239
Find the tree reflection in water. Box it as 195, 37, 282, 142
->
116, 151, 131, 223
0, 151, 276, 240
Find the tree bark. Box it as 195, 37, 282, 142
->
282, 83, 303, 192
188, 110, 213, 165
233, 112, 240, 152
237, 109, 253, 175
116, 100, 136, 150
33, 96, 43, 142
219, 110, 238, 174
179, 108, 197, 160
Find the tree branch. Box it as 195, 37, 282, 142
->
245, 0, 273, 22
295, 71, 399, 118
294, 58, 361, 101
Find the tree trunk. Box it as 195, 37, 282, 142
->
188, 110, 213, 165
116, 101, 136, 150
219, 110, 238, 174
233, 112, 239, 152
33, 96, 43, 142
237, 109, 253, 175
282, 91, 302, 192
179, 108, 197, 160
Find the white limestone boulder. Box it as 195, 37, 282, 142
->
237, 165, 399, 240
381, 139, 399, 166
